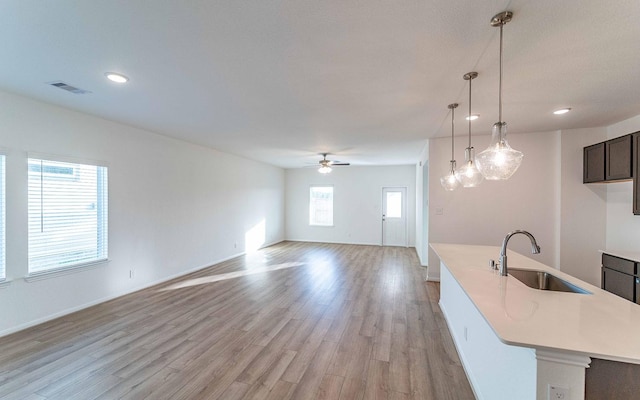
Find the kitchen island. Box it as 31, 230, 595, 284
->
430, 243, 640, 400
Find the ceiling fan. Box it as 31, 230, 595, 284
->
316, 153, 350, 174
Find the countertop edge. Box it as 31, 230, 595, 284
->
431, 242, 640, 365
599, 249, 640, 263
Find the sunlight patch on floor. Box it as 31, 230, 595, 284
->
160, 261, 305, 291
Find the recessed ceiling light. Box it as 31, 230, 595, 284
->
553, 108, 571, 115
105, 72, 129, 83
465, 114, 480, 121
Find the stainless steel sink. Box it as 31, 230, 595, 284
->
508, 268, 590, 294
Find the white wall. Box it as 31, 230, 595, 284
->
424, 113, 640, 286
560, 127, 607, 285
427, 131, 561, 280
285, 166, 416, 246
606, 114, 640, 251
415, 143, 429, 265
0, 90, 285, 336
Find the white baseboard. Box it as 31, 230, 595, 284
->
0, 239, 285, 338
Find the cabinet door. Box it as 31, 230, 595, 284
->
605, 134, 632, 181
584, 142, 605, 183
634, 133, 639, 215
602, 253, 635, 275
602, 267, 634, 302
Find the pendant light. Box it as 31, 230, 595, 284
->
455, 72, 483, 187
440, 103, 459, 191
476, 11, 523, 180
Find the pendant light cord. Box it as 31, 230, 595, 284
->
450, 106, 455, 160
498, 22, 503, 123
468, 77, 472, 148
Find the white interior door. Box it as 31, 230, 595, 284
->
382, 187, 407, 247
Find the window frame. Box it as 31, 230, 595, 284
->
309, 185, 334, 227
0, 154, 5, 282
27, 155, 109, 276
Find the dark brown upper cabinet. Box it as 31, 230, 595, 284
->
584, 132, 639, 215
605, 134, 633, 181
583, 134, 633, 184
584, 142, 605, 183
634, 133, 639, 215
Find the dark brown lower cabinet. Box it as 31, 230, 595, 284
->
602, 267, 635, 302
586, 358, 640, 400
601, 253, 638, 302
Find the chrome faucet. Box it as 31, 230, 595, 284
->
499, 230, 541, 276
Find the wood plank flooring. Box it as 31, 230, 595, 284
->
0, 242, 474, 400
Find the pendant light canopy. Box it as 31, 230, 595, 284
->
455, 72, 483, 188
476, 11, 523, 180
440, 103, 460, 191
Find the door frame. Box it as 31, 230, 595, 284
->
381, 186, 408, 247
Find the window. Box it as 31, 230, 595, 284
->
28, 158, 108, 274
0, 155, 5, 280
309, 186, 333, 226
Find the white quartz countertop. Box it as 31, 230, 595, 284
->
600, 249, 640, 264
431, 243, 640, 364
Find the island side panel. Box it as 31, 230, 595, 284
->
439, 261, 537, 400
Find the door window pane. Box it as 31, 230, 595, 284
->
386, 191, 402, 218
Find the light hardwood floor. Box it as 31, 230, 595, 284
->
0, 242, 474, 400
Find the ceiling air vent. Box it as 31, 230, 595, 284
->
48, 81, 91, 94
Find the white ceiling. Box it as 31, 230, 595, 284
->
1, 1, 639, 168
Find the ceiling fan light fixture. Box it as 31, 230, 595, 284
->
476, 11, 523, 181
316, 153, 349, 173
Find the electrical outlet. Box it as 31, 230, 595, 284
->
234, 242, 237, 249
129, 270, 135, 279
548, 385, 569, 399
435, 207, 443, 215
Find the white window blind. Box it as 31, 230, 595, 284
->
28, 158, 108, 274
0, 155, 5, 280
309, 186, 333, 226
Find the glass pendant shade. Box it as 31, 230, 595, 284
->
455, 147, 484, 187
477, 11, 523, 181
318, 165, 332, 174
476, 122, 523, 180
440, 160, 459, 191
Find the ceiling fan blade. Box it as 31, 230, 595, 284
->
304, 153, 350, 169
